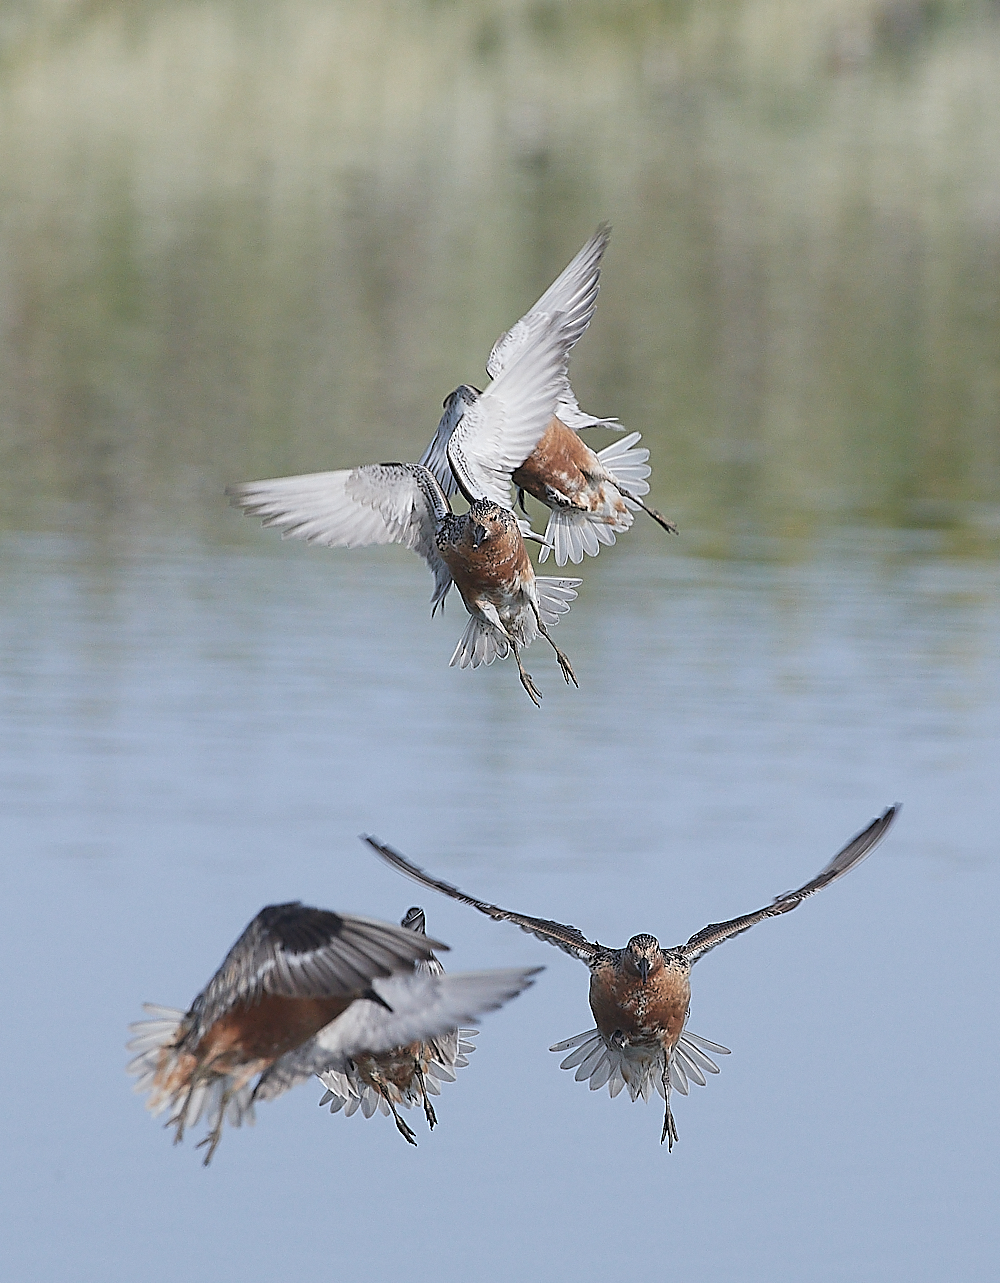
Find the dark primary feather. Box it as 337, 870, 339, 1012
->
184, 903, 448, 1042
678, 806, 899, 965
363, 837, 600, 963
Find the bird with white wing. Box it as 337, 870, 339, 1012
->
420, 225, 678, 566
127, 902, 539, 1164
228, 309, 582, 704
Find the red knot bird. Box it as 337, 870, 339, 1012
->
316, 907, 477, 1145
227, 310, 582, 704
362, 805, 898, 1149
127, 902, 540, 1164
419, 224, 678, 566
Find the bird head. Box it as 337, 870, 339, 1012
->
623, 934, 663, 982
401, 907, 426, 934
467, 499, 511, 549
442, 384, 481, 414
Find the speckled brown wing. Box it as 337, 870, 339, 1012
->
182, 903, 447, 1044
363, 836, 600, 963
677, 806, 899, 966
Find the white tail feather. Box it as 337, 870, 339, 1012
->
534, 576, 581, 625
550, 1027, 729, 1105
449, 616, 509, 669
596, 432, 652, 495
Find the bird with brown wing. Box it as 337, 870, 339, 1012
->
127, 902, 539, 1164
362, 806, 898, 1149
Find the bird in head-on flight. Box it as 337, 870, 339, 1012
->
227, 310, 581, 705
419, 224, 678, 566
127, 902, 540, 1163
363, 806, 898, 1149
316, 907, 478, 1145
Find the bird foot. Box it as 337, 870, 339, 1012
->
518, 667, 543, 706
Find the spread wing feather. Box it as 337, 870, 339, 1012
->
486, 224, 610, 381
183, 905, 447, 1042
445, 309, 574, 508
362, 836, 600, 963
678, 806, 899, 965
253, 966, 540, 1099
227, 463, 453, 611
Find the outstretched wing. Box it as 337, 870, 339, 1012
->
184, 904, 448, 1042
363, 835, 600, 963
445, 310, 573, 508
678, 806, 899, 966
253, 965, 540, 1099
486, 225, 610, 381
419, 226, 612, 498
227, 463, 453, 612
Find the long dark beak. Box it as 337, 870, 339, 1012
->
637, 958, 650, 982
471, 522, 488, 549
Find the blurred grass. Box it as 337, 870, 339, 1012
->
0, 0, 998, 549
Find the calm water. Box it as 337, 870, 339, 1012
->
2, 1, 999, 1278
1, 530, 997, 1281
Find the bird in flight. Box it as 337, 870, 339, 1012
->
362, 805, 898, 1149
228, 310, 581, 704
316, 907, 478, 1145
127, 902, 540, 1163
419, 225, 678, 566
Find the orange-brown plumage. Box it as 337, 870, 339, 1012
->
513, 417, 632, 524
588, 958, 691, 1053
364, 807, 898, 1150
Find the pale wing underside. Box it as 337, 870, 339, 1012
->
487, 225, 610, 381
187, 906, 446, 1041
227, 463, 453, 611
446, 310, 573, 508
362, 836, 600, 962
253, 966, 540, 1099
678, 806, 899, 965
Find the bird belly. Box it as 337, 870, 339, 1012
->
355, 1043, 424, 1095
194, 994, 352, 1075
589, 968, 691, 1050
513, 418, 628, 528
442, 538, 535, 640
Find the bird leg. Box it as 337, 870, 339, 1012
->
530, 604, 578, 688
378, 1085, 418, 1146
415, 1066, 438, 1131
195, 1087, 232, 1166
615, 485, 679, 535
167, 1082, 197, 1146
511, 639, 543, 706
660, 1065, 678, 1151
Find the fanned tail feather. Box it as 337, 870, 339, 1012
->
317, 1029, 478, 1123
534, 577, 581, 626
549, 1027, 729, 1103
596, 431, 651, 497
449, 617, 510, 669
127, 1003, 256, 1137
538, 509, 620, 565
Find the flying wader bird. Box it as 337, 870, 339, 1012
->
228, 310, 582, 704
127, 902, 540, 1163
316, 907, 477, 1146
363, 806, 898, 1149
420, 224, 678, 566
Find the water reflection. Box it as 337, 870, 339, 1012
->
1, 0, 998, 537
0, 532, 996, 1279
